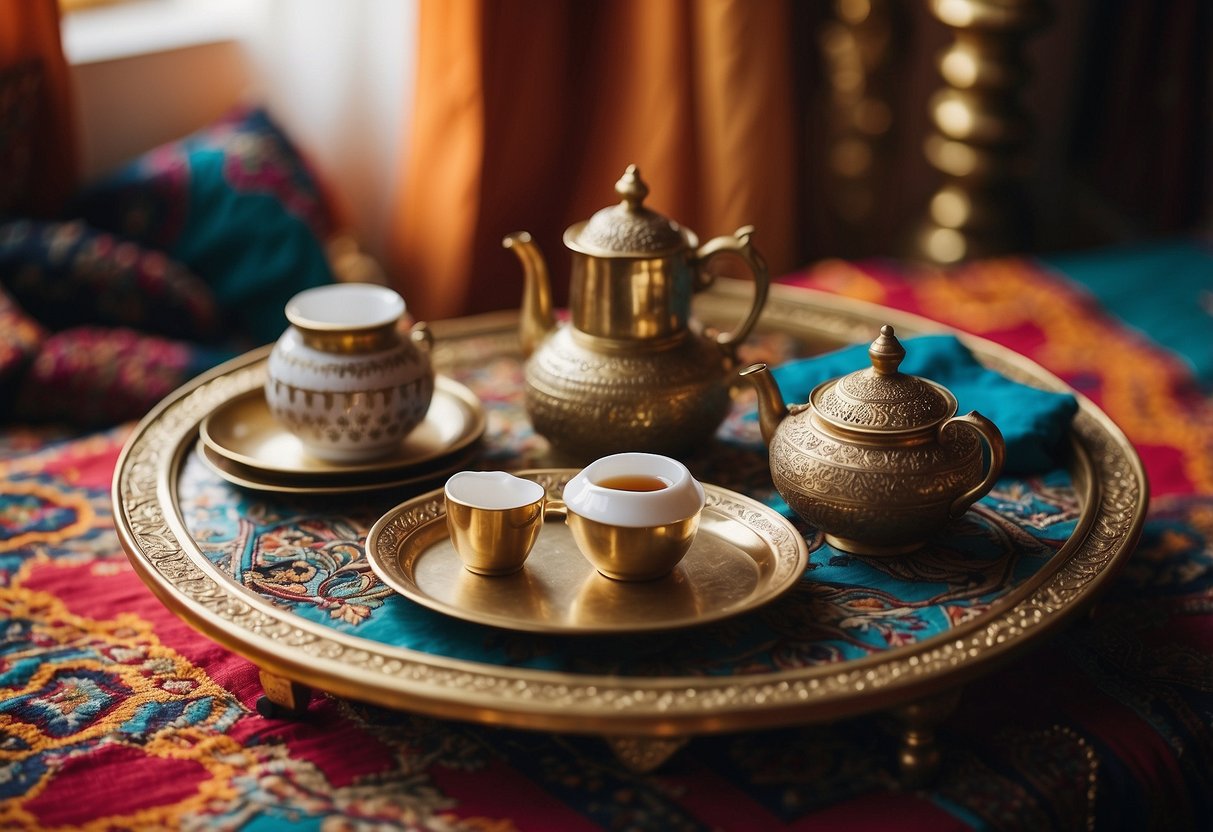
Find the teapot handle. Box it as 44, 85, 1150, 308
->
940, 411, 1006, 519
693, 225, 771, 355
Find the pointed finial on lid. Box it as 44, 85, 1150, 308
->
868, 325, 906, 375
615, 164, 649, 211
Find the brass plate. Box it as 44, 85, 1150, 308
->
366, 471, 810, 634
200, 375, 485, 479
196, 439, 480, 495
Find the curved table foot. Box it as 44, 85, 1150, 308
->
604, 735, 689, 773
257, 670, 313, 718
891, 688, 962, 788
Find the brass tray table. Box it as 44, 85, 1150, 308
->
113, 281, 1147, 778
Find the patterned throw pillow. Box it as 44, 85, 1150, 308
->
0, 283, 45, 413
72, 106, 338, 344
0, 220, 219, 341
12, 326, 232, 427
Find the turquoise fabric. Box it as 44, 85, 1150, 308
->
72, 108, 336, 345
750, 333, 1079, 476
1042, 240, 1213, 388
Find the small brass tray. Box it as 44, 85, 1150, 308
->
366, 470, 810, 635
200, 374, 485, 480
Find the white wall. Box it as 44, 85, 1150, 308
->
63, 0, 417, 262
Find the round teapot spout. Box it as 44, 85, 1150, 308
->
503, 231, 555, 358
739, 363, 788, 447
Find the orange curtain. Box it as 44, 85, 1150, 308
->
0, 0, 77, 216
389, 0, 799, 321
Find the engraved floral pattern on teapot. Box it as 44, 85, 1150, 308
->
742, 325, 1006, 556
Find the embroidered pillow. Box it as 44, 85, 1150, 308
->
0, 282, 44, 417
0, 220, 219, 341
12, 326, 232, 426
72, 106, 338, 343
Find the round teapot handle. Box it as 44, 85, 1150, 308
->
940, 411, 1007, 519
693, 225, 771, 355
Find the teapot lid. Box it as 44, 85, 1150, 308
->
564, 165, 688, 257
809, 325, 955, 433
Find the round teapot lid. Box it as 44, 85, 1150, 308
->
564, 165, 687, 257
810, 325, 955, 433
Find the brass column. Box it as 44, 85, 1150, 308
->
820, 0, 898, 254
915, 0, 1048, 264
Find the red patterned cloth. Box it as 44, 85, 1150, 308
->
0, 249, 1210, 830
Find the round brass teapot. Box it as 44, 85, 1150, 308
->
503, 165, 770, 460
741, 326, 1006, 555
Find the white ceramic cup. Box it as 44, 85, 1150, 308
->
562, 452, 706, 581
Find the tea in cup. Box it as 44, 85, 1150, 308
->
266, 283, 434, 463
562, 452, 706, 581
444, 471, 546, 575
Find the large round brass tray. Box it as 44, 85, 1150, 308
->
113, 280, 1147, 740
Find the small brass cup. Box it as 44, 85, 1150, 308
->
444, 471, 546, 576
565, 512, 701, 582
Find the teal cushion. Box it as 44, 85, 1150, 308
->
72, 107, 336, 344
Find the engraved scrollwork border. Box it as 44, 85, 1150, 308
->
113, 283, 1147, 734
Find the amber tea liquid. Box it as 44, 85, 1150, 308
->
595, 475, 669, 492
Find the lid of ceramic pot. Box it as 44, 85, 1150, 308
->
809, 325, 956, 433
563, 165, 688, 257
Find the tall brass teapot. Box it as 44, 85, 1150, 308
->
504, 165, 770, 460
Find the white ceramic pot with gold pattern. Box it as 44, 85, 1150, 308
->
265, 283, 434, 463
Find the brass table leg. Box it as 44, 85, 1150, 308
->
604, 735, 689, 773
256, 669, 313, 718
890, 688, 962, 788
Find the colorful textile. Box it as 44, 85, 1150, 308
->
0, 219, 218, 340
1041, 239, 1213, 388
0, 218, 233, 425
0, 245, 1211, 830
0, 106, 338, 426
72, 106, 338, 344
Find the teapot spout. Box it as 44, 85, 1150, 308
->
503, 231, 555, 358
739, 363, 788, 447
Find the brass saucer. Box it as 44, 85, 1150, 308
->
196, 439, 479, 495
365, 470, 809, 635
200, 375, 485, 479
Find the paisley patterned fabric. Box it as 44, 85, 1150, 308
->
0, 243, 1211, 830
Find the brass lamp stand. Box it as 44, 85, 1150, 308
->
915, 0, 1049, 264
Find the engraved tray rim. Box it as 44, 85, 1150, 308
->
365, 470, 810, 635
112, 281, 1149, 735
